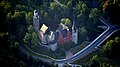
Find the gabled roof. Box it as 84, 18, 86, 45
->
60, 29, 67, 37
54, 32, 59, 40
44, 28, 50, 35
40, 24, 50, 35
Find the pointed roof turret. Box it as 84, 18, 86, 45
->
72, 16, 77, 33
34, 10, 39, 19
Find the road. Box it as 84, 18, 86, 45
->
54, 15, 120, 64
19, 41, 54, 64
22, 0, 120, 65
20, 15, 120, 66
65, 51, 73, 59
55, 25, 120, 64
19, 0, 120, 65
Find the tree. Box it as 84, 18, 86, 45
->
103, 0, 120, 25
31, 32, 37, 48
26, 12, 33, 25
50, 2, 60, 11
28, 25, 34, 33
103, 37, 120, 59
74, 1, 89, 26
10, 11, 27, 39
89, 8, 100, 25
0, 0, 43, 66
90, 55, 100, 67
24, 25, 38, 49
61, 18, 71, 27
14, 42, 19, 48
66, 0, 72, 8
0, 1, 11, 13
103, 40, 114, 57
24, 32, 31, 45
78, 27, 87, 43
49, 2, 62, 24
15, 4, 27, 11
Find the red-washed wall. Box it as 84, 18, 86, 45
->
58, 32, 64, 44
66, 30, 72, 42
58, 30, 72, 44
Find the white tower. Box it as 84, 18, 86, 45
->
72, 18, 78, 44
33, 10, 39, 30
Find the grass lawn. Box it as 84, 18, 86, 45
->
70, 41, 90, 55
71, 50, 98, 65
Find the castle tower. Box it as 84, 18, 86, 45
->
33, 10, 39, 30
72, 18, 78, 44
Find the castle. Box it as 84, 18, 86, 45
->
33, 10, 78, 51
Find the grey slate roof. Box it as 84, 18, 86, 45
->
60, 29, 67, 37
44, 28, 50, 35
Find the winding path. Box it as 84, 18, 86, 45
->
54, 0, 63, 6
19, 0, 120, 65
20, 15, 120, 67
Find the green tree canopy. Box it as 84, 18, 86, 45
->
103, 0, 120, 25
103, 37, 120, 59
90, 55, 100, 67
89, 8, 100, 24
78, 27, 87, 43
74, 1, 89, 26
26, 12, 33, 25
23, 25, 38, 49
61, 18, 71, 26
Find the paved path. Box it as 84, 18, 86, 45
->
55, 17, 120, 64
54, 0, 63, 6
19, 1, 120, 65
65, 51, 73, 59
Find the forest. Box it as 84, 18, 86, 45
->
0, 0, 120, 67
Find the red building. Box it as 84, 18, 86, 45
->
58, 32, 64, 44
58, 29, 72, 44
66, 30, 72, 42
